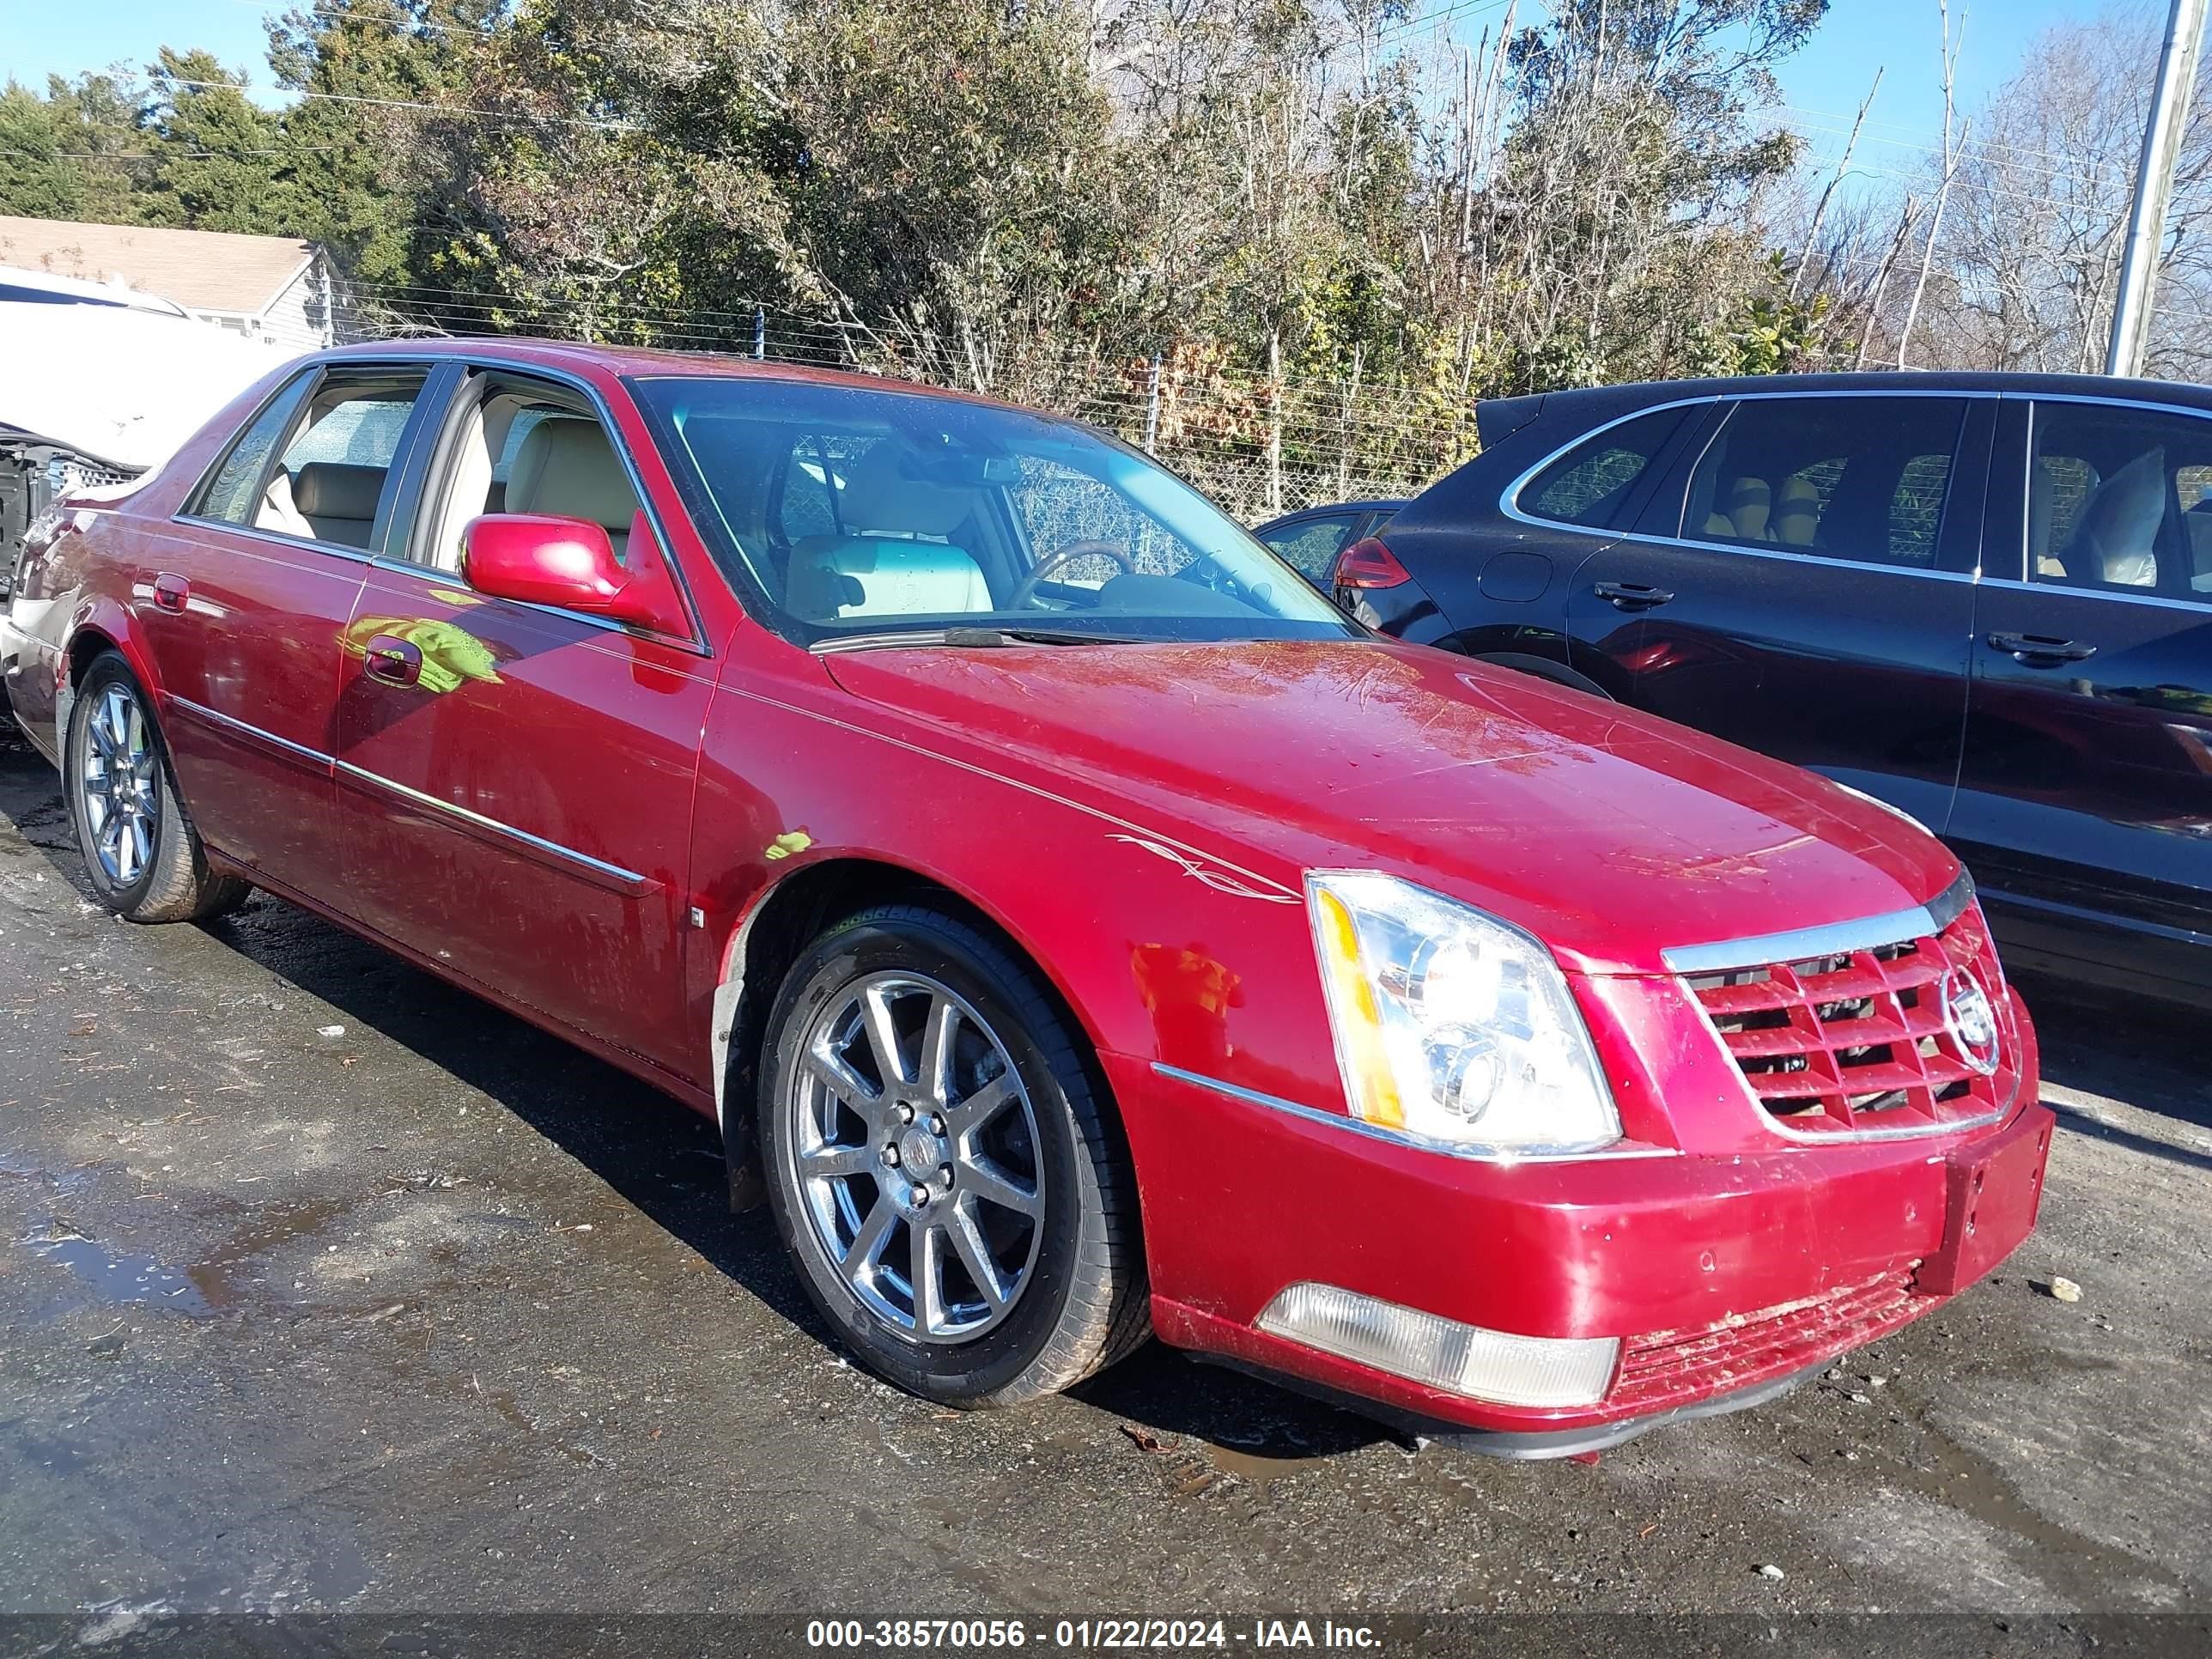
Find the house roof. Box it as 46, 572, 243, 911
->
0, 216, 318, 318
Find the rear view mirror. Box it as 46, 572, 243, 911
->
462, 513, 687, 635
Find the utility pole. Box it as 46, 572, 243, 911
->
2106, 0, 2209, 378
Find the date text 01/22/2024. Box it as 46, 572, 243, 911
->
804, 1620, 1382, 1650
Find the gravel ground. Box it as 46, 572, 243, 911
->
1, 720, 2207, 1630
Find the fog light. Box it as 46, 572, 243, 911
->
1256, 1282, 1619, 1407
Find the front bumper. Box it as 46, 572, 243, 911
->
1106, 1036, 2052, 1449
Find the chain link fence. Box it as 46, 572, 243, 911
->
342, 286, 1477, 525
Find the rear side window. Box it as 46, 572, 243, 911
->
1684, 397, 1968, 568
1258, 514, 1361, 581
192, 374, 314, 526
258, 374, 431, 550
1518, 408, 1691, 528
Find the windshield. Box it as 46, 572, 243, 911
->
629, 376, 1357, 647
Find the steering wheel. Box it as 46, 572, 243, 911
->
1008, 539, 1135, 611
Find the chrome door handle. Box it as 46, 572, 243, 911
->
362, 633, 423, 688
152, 573, 190, 613
1594, 580, 1674, 611
1988, 631, 2096, 665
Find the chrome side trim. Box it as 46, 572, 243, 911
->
1150, 1062, 1680, 1164
1662, 870, 1977, 975
332, 761, 656, 894
167, 695, 654, 895
167, 694, 334, 769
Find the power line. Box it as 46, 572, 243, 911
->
163, 77, 639, 131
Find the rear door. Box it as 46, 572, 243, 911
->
332, 363, 718, 1084
153, 361, 440, 897
1560, 392, 1991, 833
1954, 395, 2212, 996
1391, 402, 1705, 668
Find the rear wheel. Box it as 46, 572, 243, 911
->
64, 653, 250, 923
758, 903, 1147, 1407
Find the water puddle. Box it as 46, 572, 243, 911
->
1202, 1437, 1336, 1486
29, 1228, 225, 1317
1869, 1421, 2185, 1599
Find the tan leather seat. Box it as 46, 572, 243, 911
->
784, 444, 992, 622
504, 418, 641, 558
289, 462, 386, 548
1705, 476, 1771, 540
1774, 476, 1821, 546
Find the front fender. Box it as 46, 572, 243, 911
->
684, 666, 1344, 1189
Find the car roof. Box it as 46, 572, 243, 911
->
1258, 499, 1409, 524
1526, 368, 2212, 413
317, 335, 1025, 412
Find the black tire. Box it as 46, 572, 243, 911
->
64, 653, 251, 924
758, 902, 1148, 1407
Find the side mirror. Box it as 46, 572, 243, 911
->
461, 512, 686, 635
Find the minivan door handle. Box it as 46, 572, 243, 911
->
1594, 580, 1674, 611
151, 573, 191, 613
1988, 631, 2097, 665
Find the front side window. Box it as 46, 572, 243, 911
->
1519, 407, 1689, 528
2029, 400, 2212, 601
1684, 397, 1968, 568
632, 377, 1357, 646
416, 378, 643, 574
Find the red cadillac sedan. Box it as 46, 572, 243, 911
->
2, 341, 2053, 1457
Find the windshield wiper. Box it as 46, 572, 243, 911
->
814, 624, 1151, 654
941, 625, 1148, 647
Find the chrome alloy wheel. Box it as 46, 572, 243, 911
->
76, 681, 160, 886
789, 972, 1044, 1344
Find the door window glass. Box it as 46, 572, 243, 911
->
2031, 401, 2212, 601
254, 373, 430, 550
1519, 407, 1689, 528
420, 381, 645, 574
192, 374, 313, 526
1257, 514, 1359, 581
1684, 398, 1967, 568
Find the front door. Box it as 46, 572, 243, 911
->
151, 362, 437, 896
332, 367, 719, 1085
1562, 393, 1990, 834
1954, 396, 2212, 995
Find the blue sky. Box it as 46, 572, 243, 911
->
0, 0, 2115, 148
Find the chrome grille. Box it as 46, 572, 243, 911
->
1679, 895, 2016, 1139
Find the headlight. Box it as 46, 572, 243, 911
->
1306, 872, 1620, 1155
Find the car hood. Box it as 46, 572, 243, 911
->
823, 638, 1962, 975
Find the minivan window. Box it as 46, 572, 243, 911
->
1683, 397, 1967, 569
633, 377, 1358, 646
2029, 400, 2212, 602
1519, 407, 1689, 528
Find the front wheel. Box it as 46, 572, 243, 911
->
758, 903, 1147, 1407
64, 653, 250, 922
